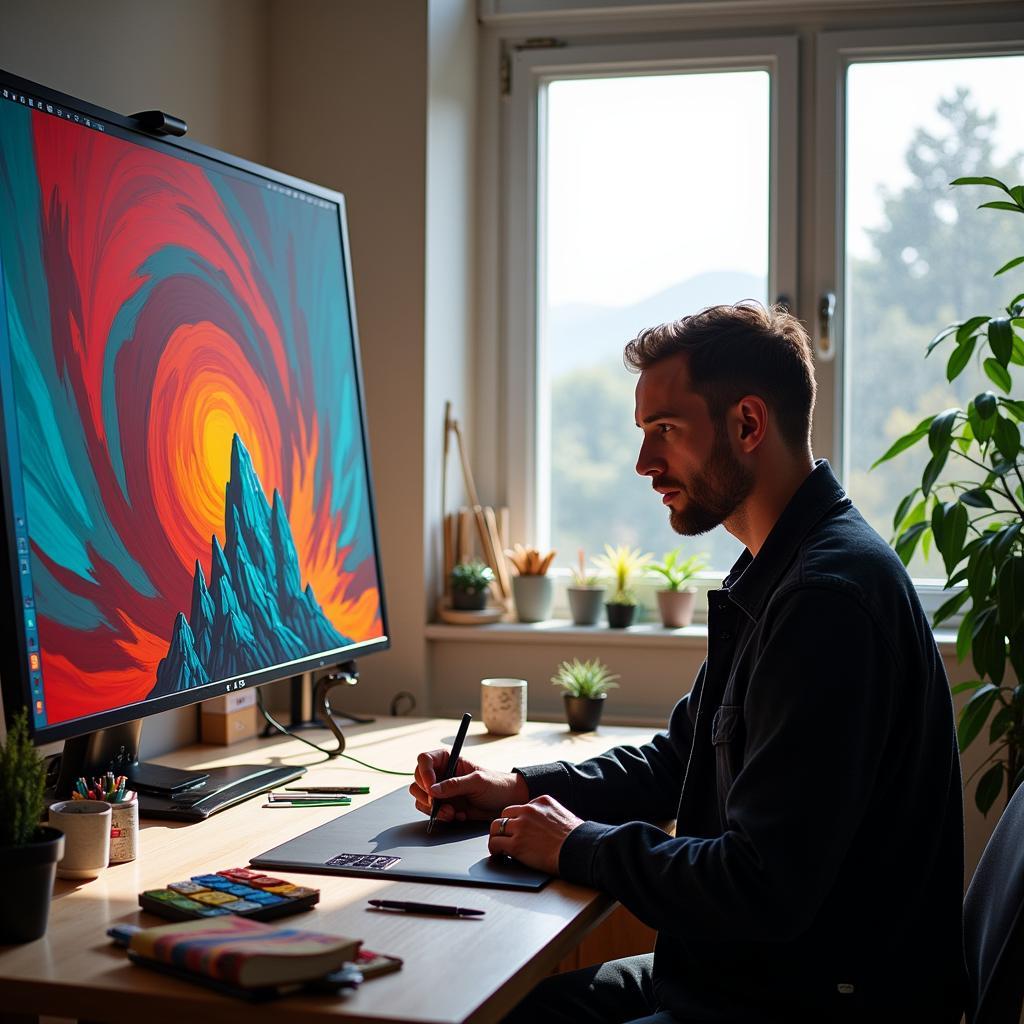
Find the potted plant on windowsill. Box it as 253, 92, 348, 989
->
650, 548, 709, 628
595, 543, 651, 628
450, 561, 495, 611
567, 548, 606, 626
0, 708, 64, 943
505, 544, 556, 622
551, 658, 619, 732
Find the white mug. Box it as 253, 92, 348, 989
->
481, 678, 527, 736
48, 799, 111, 880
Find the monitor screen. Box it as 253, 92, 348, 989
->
0, 74, 388, 744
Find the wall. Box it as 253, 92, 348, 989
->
0, 0, 272, 758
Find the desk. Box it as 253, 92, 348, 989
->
0, 716, 659, 1024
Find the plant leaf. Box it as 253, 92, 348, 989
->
934, 588, 970, 628
979, 201, 1024, 214
947, 338, 975, 380
989, 704, 1015, 743
1000, 397, 1024, 420
996, 255, 1024, 277
989, 318, 1014, 367
951, 175, 1012, 194
957, 316, 991, 347
957, 608, 977, 662
984, 357, 1013, 393
994, 415, 1022, 462
975, 763, 1006, 816
871, 416, 935, 469
894, 522, 927, 566
957, 684, 999, 752
892, 490, 919, 533
927, 322, 962, 355
997, 556, 1024, 634
941, 502, 969, 577
921, 448, 948, 497
950, 678, 985, 695
959, 487, 993, 509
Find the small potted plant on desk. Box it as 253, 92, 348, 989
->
506, 544, 556, 622
595, 543, 651, 628
567, 548, 606, 626
650, 547, 709, 628
552, 657, 619, 732
450, 561, 495, 611
0, 708, 64, 943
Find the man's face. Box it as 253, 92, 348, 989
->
634, 352, 753, 536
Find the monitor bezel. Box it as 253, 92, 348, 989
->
0, 67, 391, 745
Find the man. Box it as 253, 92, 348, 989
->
411, 303, 965, 1023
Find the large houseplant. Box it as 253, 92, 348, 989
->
0, 708, 64, 942
876, 175, 1024, 815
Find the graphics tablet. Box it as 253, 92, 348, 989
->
250, 788, 550, 891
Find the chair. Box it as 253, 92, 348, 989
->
964, 779, 1024, 1024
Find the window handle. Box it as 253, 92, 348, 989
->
817, 292, 836, 361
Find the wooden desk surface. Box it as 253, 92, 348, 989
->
0, 716, 659, 1024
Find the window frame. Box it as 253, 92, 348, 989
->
813, 21, 1024, 615
501, 35, 798, 554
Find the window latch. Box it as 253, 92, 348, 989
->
817, 291, 836, 361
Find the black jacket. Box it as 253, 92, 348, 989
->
517, 462, 965, 1022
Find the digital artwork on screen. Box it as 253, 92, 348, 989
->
0, 101, 383, 727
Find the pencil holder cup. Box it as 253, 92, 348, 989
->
109, 797, 139, 864
48, 799, 111, 880
481, 678, 527, 735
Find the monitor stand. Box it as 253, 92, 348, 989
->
53, 716, 306, 822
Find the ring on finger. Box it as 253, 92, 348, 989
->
497, 816, 510, 836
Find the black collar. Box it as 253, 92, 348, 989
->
722, 460, 850, 622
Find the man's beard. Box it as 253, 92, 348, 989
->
663, 429, 753, 537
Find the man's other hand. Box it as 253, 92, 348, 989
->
410, 749, 529, 823
487, 795, 584, 875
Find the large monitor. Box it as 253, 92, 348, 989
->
0, 69, 389, 811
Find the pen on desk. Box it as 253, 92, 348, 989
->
268, 791, 352, 803
283, 786, 370, 795
367, 899, 484, 918
262, 799, 352, 808
426, 711, 472, 836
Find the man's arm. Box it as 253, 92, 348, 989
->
545, 588, 901, 940
515, 676, 700, 825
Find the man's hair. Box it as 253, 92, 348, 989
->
623, 301, 816, 450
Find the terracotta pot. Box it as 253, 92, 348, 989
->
567, 586, 605, 626
564, 694, 606, 732
656, 587, 697, 628
605, 602, 637, 629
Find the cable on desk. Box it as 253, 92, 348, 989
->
256, 688, 414, 776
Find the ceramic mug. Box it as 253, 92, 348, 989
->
481, 678, 527, 735
48, 799, 111, 880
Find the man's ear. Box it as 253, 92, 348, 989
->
734, 395, 769, 453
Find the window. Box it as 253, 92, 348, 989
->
503, 37, 796, 574
498, 14, 1024, 592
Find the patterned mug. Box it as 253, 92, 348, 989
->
481, 678, 528, 736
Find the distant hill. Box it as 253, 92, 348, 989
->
546, 270, 764, 377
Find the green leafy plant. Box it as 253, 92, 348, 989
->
875, 174, 1024, 815
0, 708, 47, 847
570, 548, 602, 588
551, 658, 620, 699
450, 561, 494, 595
594, 543, 651, 606
650, 548, 709, 591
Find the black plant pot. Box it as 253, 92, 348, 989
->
564, 694, 607, 732
0, 826, 64, 944
451, 588, 487, 611
605, 602, 637, 628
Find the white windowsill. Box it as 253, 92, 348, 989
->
426, 619, 959, 655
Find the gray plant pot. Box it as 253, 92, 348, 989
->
512, 574, 553, 622
567, 586, 605, 626
564, 694, 607, 732
656, 587, 697, 628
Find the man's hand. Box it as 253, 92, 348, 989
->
487, 795, 584, 876
409, 749, 529, 823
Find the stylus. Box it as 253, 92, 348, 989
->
367, 899, 484, 917
283, 786, 370, 795
426, 712, 472, 835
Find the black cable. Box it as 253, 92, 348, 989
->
256, 688, 413, 776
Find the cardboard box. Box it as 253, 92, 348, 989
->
200, 691, 259, 745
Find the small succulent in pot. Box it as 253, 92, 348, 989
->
567, 548, 606, 626
551, 658, 619, 732
650, 548, 709, 628
450, 560, 495, 611
594, 543, 651, 627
